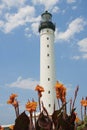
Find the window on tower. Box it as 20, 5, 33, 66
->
48, 91, 50, 94
47, 44, 49, 47
48, 78, 50, 81
47, 53, 50, 56
47, 37, 49, 40
47, 65, 50, 68
49, 104, 51, 107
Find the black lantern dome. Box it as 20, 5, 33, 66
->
39, 11, 55, 32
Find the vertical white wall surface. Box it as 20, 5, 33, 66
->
40, 28, 57, 115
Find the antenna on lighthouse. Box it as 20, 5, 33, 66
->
39, 11, 57, 115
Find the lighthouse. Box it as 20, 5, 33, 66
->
39, 11, 57, 115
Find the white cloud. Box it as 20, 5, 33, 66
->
1, 0, 26, 8
24, 27, 32, 37
74, 38, 87, 60
32, 0, 59, 10
67, 0, 76, 4
55, 17, 87, 42
71, 54, 87, 60
52, 6, 60, 13
6, 76, 39, 90
77, 38, 87, 53
24, 15, 40, 37
24, 22, 39, 38
0, 5, 42, 34
71, 55, 81, 60
72, 6, 77, 10
0, 6, 35, 33
0, 4, 5, 15
0, 0, 26, 15
31, 22, 39, 35
82, 54, 87, 59
0, 21, 4, 27
71, 38, 87, 60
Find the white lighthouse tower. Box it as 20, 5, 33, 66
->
39, 11, 57, 115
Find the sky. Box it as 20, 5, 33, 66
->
0, 0, 87, 125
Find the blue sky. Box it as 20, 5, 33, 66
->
0, 0, 87, 125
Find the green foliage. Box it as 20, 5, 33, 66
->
84, 116, 87, 124
77, 124, 85, 130
77, 116, 87, 130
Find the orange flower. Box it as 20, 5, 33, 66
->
35, 85, 44, 97
55, 81, 63, 89
82, 101, 87, 107
80, 99, 87, 106
25, 100, 37, 112
55, 81, 66, 103
35, 85, 44, 92
9, 125, 14, 130
62, 88, 66, 100
7, 99, 13, 104
0, 126, 4, 130
61, 96, 66, 103
10, 93, 18, 100
7, 93, 18, 105
75, 115, 81, 123
56, 93, 60, 98
12, 100, 19, 107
